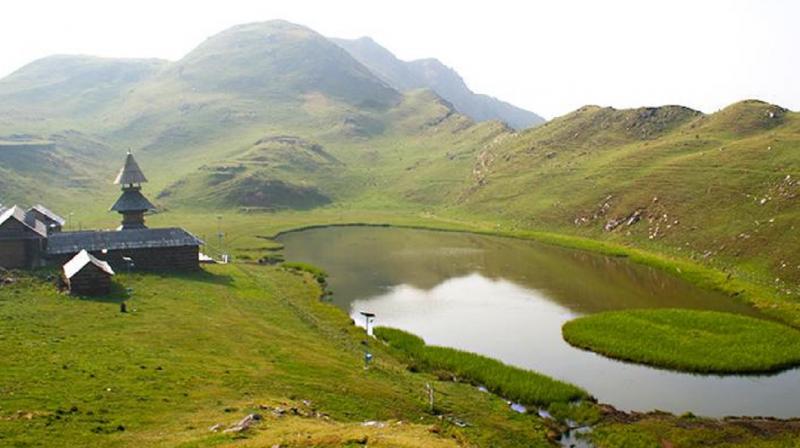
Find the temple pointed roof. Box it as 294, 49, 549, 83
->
114, 151, 148, 185
110, 189, 156, 212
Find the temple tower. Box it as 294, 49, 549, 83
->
110, 151, 155, 230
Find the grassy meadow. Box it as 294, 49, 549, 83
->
0, 265, 557, 447
562, 309, 800, 373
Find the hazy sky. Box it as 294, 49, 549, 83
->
0, 0, 796, 118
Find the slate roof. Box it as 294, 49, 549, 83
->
0, 205, 48, 238
28, 204, 66, 226
110, 189, 156, 212
63, 249, 115, 278
47, 227, 203, 255
114, 151, 148, 185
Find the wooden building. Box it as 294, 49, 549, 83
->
47, 227, 202, 271
27, 204, 66, 233
62, 249, 115, 296
1, 152, 202, 272
45, 152, 203, 271
0, 206, 47, 269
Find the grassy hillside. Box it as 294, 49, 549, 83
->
0, 55, 166, 131
0, 20, 507, 215
154, 89, 508, 211
176, 21, 399, 108
453, 100, 800, 311
157, 135, 339, 210
0, 131, 116, 207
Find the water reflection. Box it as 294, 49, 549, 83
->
279, 226, 800, 417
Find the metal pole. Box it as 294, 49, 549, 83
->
216, 216, 223, 259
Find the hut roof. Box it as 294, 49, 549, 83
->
114, 151, 148, 185
47, 227, 203, 255
63, 249, 115, 279
110, 189, 156, 212
28, 204, 66, 226
0, 205, 48, 237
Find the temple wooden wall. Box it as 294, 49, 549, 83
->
50, 246, 200, 272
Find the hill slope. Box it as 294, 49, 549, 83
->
0, 55, 166, 128
174, 22, 399, 108
0, 20, 798, 309
333, 37, 545, 130
0, 21, 496, 210
455, 100, 800, 291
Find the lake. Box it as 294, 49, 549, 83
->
278, 226, 800, 418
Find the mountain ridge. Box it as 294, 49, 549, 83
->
332, 36, 545, 130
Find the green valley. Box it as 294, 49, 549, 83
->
2, 15, 800, 448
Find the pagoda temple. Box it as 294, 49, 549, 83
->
0, 152, 204, 271
110, 151, 156, 230
42, 152, 204, 270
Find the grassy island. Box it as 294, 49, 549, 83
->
562, 309, 800, 374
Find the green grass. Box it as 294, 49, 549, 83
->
562, 309, 800, 374
375, 327, 588, 406
590, 414, 800, 448
0, 266, 557, 447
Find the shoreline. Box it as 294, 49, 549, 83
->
266, 219, 799, 329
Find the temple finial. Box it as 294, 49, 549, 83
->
114, 151, 148, 185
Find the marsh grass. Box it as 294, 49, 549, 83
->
282, 261, 328, 284
562, 309, 800, 374
375, 327, 588, 406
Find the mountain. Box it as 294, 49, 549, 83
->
1, 20, 798, 294
333, 37, 545, 130
172, 21, 399, 108
0, 20, 504, 213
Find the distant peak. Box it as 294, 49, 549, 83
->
719, 99, 787, 113
703, 99, 788, 135
209, 20, 316, 40
227, 19, 303, 29
569, 104, 701, 116
411, 57, 448, 68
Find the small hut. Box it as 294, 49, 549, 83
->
0, 206, 47, 269
62, 250, 115, 296
27, 204, 66, 233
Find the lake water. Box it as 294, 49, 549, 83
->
279, 226, 800, 418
